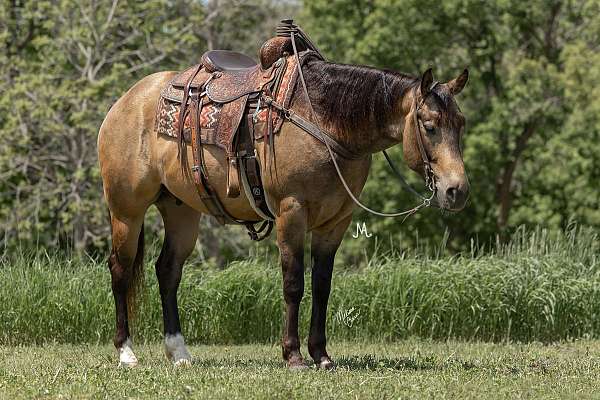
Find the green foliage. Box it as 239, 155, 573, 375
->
1, 1, 599, 259
303, 0, 600, 253
1, 227, 598, 345
0, 0, 204, 251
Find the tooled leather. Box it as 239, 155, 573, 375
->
205, 65, 276, 103
218, 95, 249, 154
259, 37, 293, 69
171, 64, 211, 88
162, 63, 276, 105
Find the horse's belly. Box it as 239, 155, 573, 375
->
157, 139, 262, 222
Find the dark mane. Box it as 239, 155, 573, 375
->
304, 59, 418, 137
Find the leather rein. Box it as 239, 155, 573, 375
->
262, 25, 438, 219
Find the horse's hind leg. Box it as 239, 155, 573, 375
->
155, 192, 200, 366
308, 216, 352, 369
108, 211, 148, 367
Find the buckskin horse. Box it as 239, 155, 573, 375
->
98, 21, 469, 368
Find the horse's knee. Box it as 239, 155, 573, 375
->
283, 278, 304, 304
108, 251, 132, 291
311, 262, 333, 298
282, 254, 304, 304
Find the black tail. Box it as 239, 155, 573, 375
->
127, 225, 145, 321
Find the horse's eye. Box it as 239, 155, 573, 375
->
421, 118, 436, 134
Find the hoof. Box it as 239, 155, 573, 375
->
173, 358, 192, 368
287, 355, 308, 370
288, 362, 310, 371
118, 339, 138, 367
165, 333, 192, 366
316, 357, 335, 370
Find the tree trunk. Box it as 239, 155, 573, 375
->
496, 121, 537, 231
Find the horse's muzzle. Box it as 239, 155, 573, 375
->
436, 175, 469, 211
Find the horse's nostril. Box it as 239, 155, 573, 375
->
446, 187, 458, 203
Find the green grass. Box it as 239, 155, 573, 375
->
1, 227, 599, 345
1, 228, 599, 398
1, 341, 600, 399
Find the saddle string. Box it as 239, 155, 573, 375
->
287, 29, 437, 218
178, 64, 203, 161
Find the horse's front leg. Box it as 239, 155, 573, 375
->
308, 217, 351, 369
276, 197, 307, 369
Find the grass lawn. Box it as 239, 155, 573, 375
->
1, 340, 599, 399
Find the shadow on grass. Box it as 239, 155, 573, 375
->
336, 354, 482, 372
189, 355, 438, 371
336, 354, 436, 371
187, 353, 483, 373
191, 358, 284, 369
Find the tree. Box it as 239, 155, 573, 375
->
0, 0, 204, 251
302, 0, 600, 256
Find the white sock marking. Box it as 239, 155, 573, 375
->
165, 333, 192, 366
118, 338, 138, 367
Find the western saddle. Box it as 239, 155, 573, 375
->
156, 20, 310, 240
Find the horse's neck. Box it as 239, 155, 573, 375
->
301, 60, 416, 157
309, 90, 413, 157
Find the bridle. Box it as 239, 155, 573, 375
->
264, 22, 439, 219
409, 82, 439, 194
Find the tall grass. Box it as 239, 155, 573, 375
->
0, 226, 598, 345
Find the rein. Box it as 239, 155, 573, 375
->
264, 23, 438, 219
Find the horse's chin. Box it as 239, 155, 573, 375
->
435, 196, 467, 213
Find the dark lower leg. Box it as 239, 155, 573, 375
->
281, 249, 305, 365
155, 238, 183, 335
276, 197, 307, 367
108, 251, 132, 349
154, 194, 199, 364
308, 251, 334, 365
307, 217, 350, 368
155, 195, 198, 339
108, 214, 145, 356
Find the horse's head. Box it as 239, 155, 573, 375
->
401, 68, 470, 211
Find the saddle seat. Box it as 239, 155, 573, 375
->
167, 60, 277, 104
201, 50, 257, 72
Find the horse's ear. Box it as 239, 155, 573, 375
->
420, 68, 434, 98
448, 68, 469, 96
